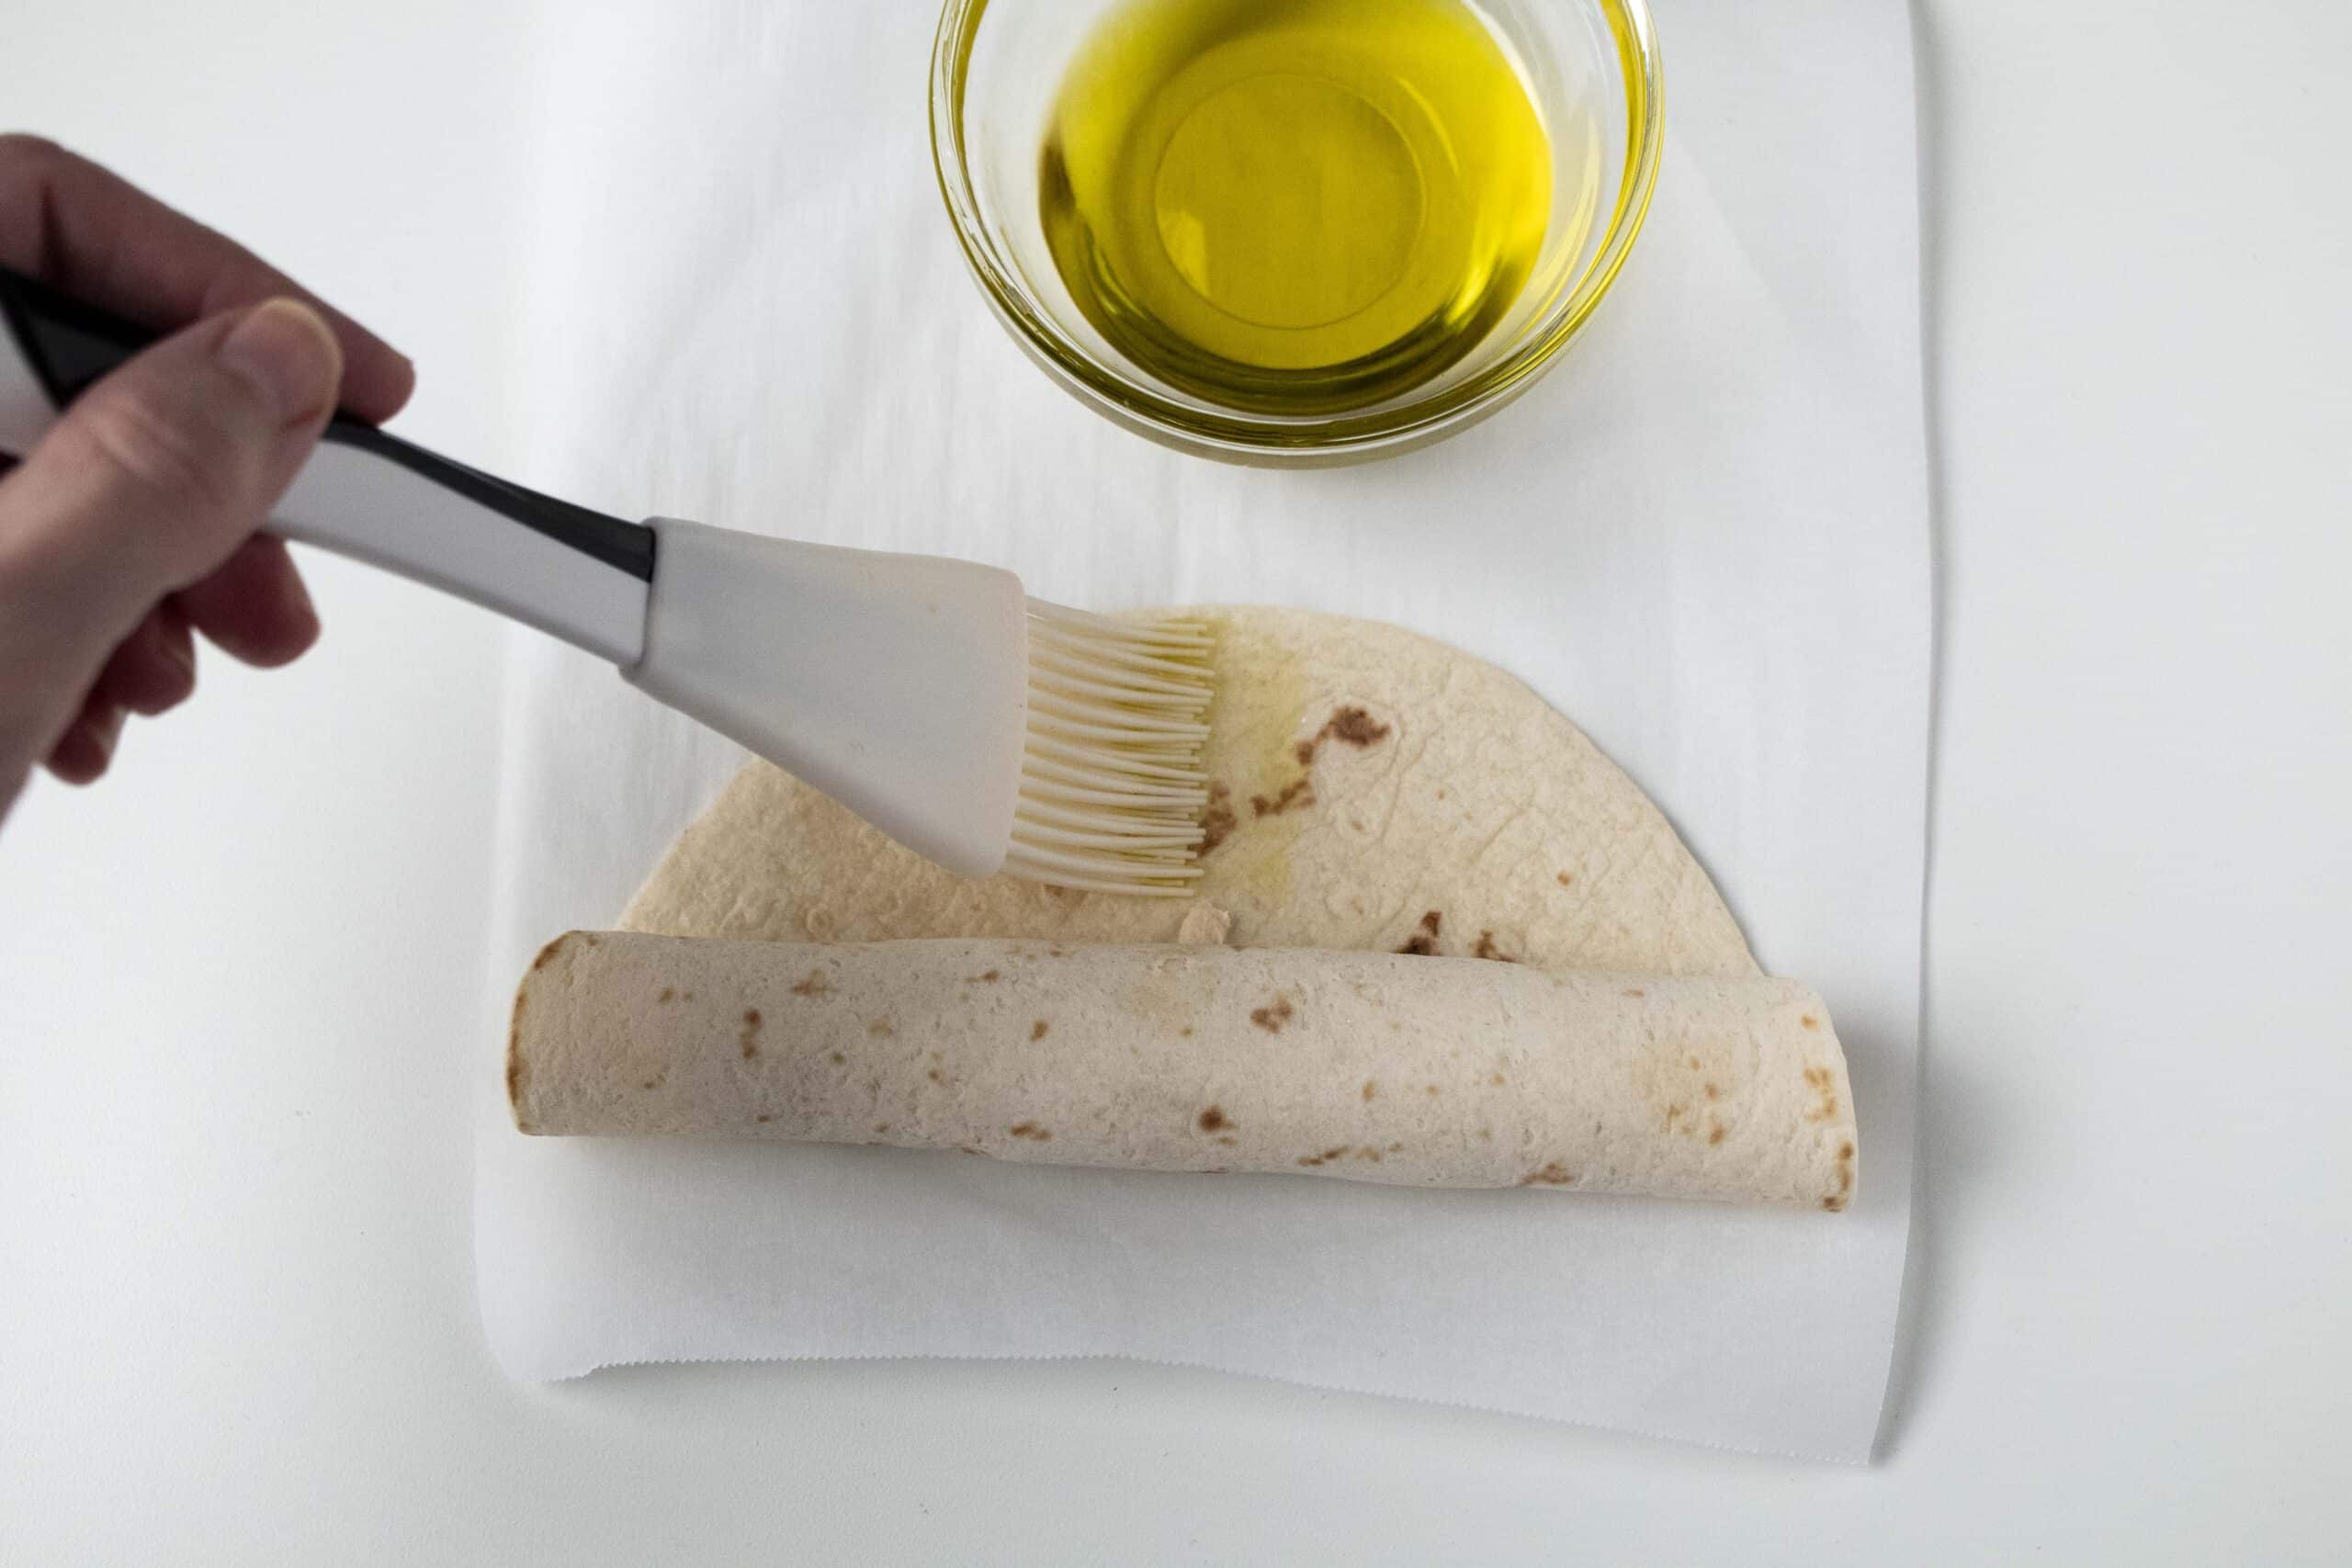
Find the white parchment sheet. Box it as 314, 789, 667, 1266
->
478, 0, 1928, 1461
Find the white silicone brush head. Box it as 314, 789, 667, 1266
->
627, 522, 1213, 894
1007, 603, 1214, 896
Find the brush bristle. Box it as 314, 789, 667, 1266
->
1005, 602, 1216, 896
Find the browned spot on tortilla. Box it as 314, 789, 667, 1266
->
1297, 1155, 1325, 1167
738, 1008, 763, 1058
789, 971, 831, 998
1556, 870, 1574, 886
1801, 1014, 1820, 1030
1250, 776, 1315, 818
1839, 1140, 1856, 1159
1353, 1147, 1383, 1162
1802, 1066, 1841, 1123
967, 969, 1001, 985
1320, 1145, 1349, 1162
1250, 995, 1295, 1032
867, 1017, 895, 1038
1030, 1020, 1049, 1042
1179, 1025, 1194, 1037
1488, 1072, 1506, 1086
581, 934, 601, 947
828, 1051, 845, 1066
639, 1071, 664, 1090
1435, 787, 1447, 800
1477, 1127, 1493, 1141
1664, 1103, 1683, 1130
1216, 1134, 1238, 1146
1290, 705, 1392, 772
1424, 1085, 1440, 1097
1046, 945, 1072, 957
1704, 1082, 1720, 1100
1199, 782, 1238, 855
1009, 1122, 1051, 1142
682, 990, 694, 1002
1708, 1120, 1725, 1145
1197, 1105, 1230, 1133
960, 1146, 985, 1157
527, 935, 568, 974
1387, 1141, 1403, 1152
1687, 1055, 1702, 1070
1471, 931, 1515, 963
657, 987, 675, 1004
926, 1067, 944, 1083
1622, 987, 1645, 998
1821, 1194, 1847, 1212
1363, 1079, 1377, 1100
1397, 908, 1443, 956
1323, 705, 1390, 748
1521, 1162, 1576, 1187
874, 1122, 890, 1134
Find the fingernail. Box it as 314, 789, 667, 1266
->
218, 299, 343, 425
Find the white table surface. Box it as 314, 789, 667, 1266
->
2, 1, 2346, 1562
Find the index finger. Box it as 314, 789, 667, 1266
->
0, 133, 415, 423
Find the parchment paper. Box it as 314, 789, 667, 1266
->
478, 0, 1928, 1461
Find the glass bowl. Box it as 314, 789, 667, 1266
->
930, 0, 1664, 464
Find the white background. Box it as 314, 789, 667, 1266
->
1, 0, 2346, 1561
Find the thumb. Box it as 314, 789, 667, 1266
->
0, 298, 340, 783
1, 298, 342, 648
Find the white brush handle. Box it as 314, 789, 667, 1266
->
628, 519, 1031, 880
266, 435, 649, 664
0, 265, 650, 665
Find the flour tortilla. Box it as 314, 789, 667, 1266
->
538, 609, 1852, 1206
511, 933, 1857, 1209
622, 608, 1758, 977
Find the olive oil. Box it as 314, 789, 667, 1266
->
1039, 0, 1557, 415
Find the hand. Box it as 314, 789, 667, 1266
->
0, 134, 417, 822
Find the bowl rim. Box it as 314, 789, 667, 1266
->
929, 0, 1665, 461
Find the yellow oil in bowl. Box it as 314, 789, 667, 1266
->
1039, 0, 1566, 415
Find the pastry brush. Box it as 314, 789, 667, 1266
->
0, 265, 1211, 894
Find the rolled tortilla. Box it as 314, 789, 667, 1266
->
510, 932, 1858, 1210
